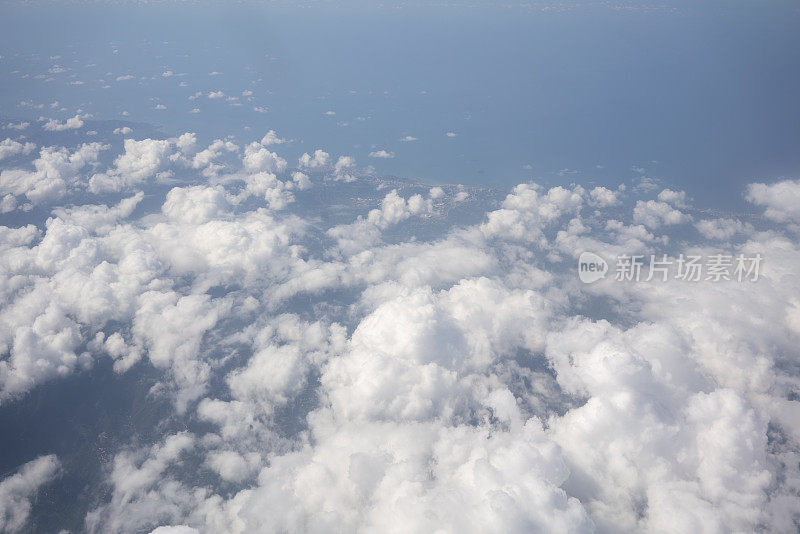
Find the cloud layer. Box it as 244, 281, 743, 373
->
0, 130, 799, 533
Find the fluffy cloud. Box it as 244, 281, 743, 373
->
4, 122, 30, 131
260, 130, 286, 146
150, 527, 199, 534
0, 138, 36, 160
133, 292, 231, 411
657, 188, 688, 207
238, 172, 295, 209
161, 186, 229, 224
86, 135, 242, 193
588, 186, 620, 207
481, 183, 584, 245
2, 130, 800, 533
746, 178, 800, 222
0, 195, 18, 214
298, 149, 329, 169
86, 433, 195, 533
51, 191, 144, 233
0, 142, 107, 203
205, 450, 260, 483
242, 142, 287, 174
0, 455, 61, 533
42, 113, 85, 131
632, 199, 691, 229
696, 218, 753, 240
89, 138, 170, 193
186, 139, 239, 177
327, 189, 436, 255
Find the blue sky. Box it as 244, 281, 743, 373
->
1, 1, 799, 209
